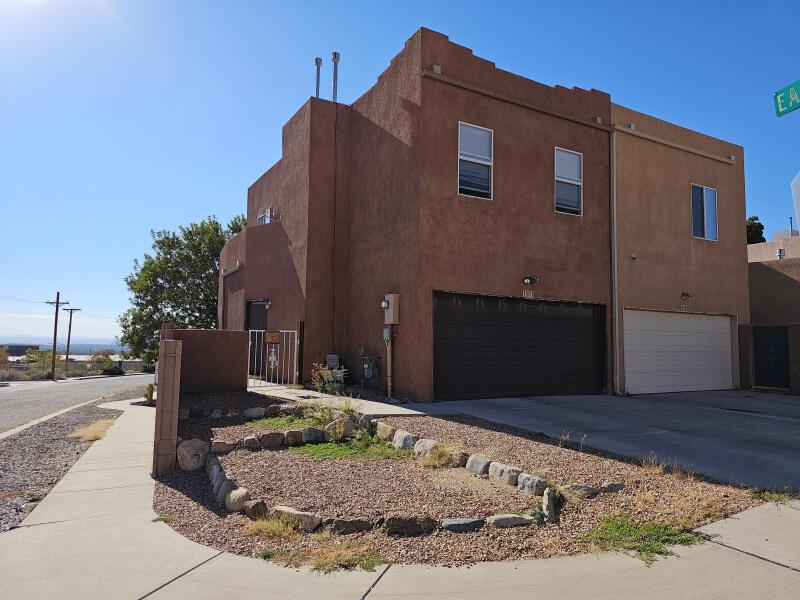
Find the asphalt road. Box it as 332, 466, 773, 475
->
0, 374, 152, 432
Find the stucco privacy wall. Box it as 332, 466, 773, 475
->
612, 104, 749, 392
170, 329, 248, 393
749, 258, 800, 325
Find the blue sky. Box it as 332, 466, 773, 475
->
1, 0, 798, 341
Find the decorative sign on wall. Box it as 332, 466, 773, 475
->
265, 330, 282, 344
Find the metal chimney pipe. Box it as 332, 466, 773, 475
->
314, 57, 322, 98
331, 51, 340, 102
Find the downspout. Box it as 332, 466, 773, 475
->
610, 128, 621, 395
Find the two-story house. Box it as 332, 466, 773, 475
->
218, 28, 749, 402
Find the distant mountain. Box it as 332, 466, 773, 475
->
0, 337, 128, 354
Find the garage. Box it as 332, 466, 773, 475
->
433, 292, 606, 400
623, 309, 733, 394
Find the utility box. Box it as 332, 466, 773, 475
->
383, 293, 399, 325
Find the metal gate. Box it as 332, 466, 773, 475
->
249, 329, 299, 386
753, 326, 790, 389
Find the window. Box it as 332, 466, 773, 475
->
555, 148, 582, 215
458, 122, 492, 199
691, 185, 718, 240
257, 209, 271, 225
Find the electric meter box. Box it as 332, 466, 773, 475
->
383, 293, 399, 325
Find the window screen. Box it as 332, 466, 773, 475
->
458, 123, 492, 199
555, 148, 582, 215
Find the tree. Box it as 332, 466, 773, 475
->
747, 216, 766, 244
0, 347, 8, 367
119, 215, 246, 363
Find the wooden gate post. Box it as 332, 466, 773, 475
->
152, 336, 182, 477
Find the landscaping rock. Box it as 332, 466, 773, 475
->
358, 414, 374, 433
331, 517, 373, 535
178, 409, 189, 421
324, 417, 355, 442
265, 404, 281, 417
285, 430, 303, 446
212, 470, 228, 496
413, 438, 438, 458
243, 435, 260, 450
302, 427, 325, 444
208, 462, 222, 483
466, 454, 492, 476
176, 439, 209, 472
486, 514, 534, 528
270, 505, 321, 532
225, 487, 251, 512
517, 473, 548, 496
216, 479, 237, 505
206, 454, 221, 481
441, 518, 484, 533
210, 440, 235, 454
279, 404, 302, 416
259, 432, 285, 449
601, 481, 625, 493
384, 515, 437, 536
243, 499, 268, 520
448, 449, 470, 468
375, 421, 396, 440
488, 462, 522, 486
563, 484, 598, 499
392, 429, 418, 450
210, 408, 223, 419
243, 407, 265, 419
543, 487, 559, 523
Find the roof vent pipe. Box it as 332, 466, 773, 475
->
314, 57, 322, 98
332, 51, 340, 102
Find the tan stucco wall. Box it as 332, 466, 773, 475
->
747, 236, 800, 262
749, 258, 800, 325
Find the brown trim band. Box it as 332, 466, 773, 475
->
422, 70, 612, 132
614, 125, 736, 165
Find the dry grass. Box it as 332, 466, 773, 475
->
275, 537, 386, 573
68, 419, 116, 442
641, 452, 666, 475
418, 443, 459, 469
152, 514, 176, 523
245, 514, 302, 540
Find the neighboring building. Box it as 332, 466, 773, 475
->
219, 28, 749, 401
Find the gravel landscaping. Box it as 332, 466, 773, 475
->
0, 385, 145, 532
154, 395, 761, 566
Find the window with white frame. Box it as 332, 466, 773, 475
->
458, 122, 493, 199
257, 208, 272, 225
691, 185, 718, 240
555, 148, 582, 215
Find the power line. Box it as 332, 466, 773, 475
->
0, 294, 49, 304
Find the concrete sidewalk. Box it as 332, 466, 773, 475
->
0, 400, 796, 599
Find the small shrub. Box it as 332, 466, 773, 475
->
641, 452, 666, 475
748, 488, 793, 504
102, 364, 125, 376
305, 401, 336, 427
68, 419, 116, 442
290, 435, 409, 461
246, 514, 302, 540
584, 514, 704, 565
338, 397, 359, 418
142, 364, 156, 373
28, 493, 45, 503
259, 548, 277, 560
310, 362, 346, 395
275, 539, 386, 573
529, 504, 545, 525
152, 514, 176, 523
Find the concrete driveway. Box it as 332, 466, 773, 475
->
413, 390, 800, 491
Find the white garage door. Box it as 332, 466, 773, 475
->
623, 310, 733, 394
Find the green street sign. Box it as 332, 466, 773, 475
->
775, 79, 800, 117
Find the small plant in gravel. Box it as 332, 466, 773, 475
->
290, 433, 410, 461
641, 452, 666, 475
152, 514, 176, 523
305, 401, 336, 427
259, 548, 277, 560
68, 418, 116, 442
246, 514, 302, 540
748, 488, 793, 504
275, 538, 386, 573
584, 514, 705, 565
28, 493, 45, 503
338, 397, 359, 418
529, 504, 545, 525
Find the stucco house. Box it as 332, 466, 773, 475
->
218, 28, 749, 402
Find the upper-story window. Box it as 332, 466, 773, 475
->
458, 122, 493, 200
691, 185, 718, 240
555, 148, 582, 215
257, 209, 272, 225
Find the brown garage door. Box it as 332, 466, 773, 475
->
433, 292, 605, 400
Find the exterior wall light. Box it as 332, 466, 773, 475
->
380, 299, 390, 309
522, 276, 539, 285
680, 292, 691, 301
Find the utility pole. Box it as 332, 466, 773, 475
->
45, 292, 68, 381
63, 308, 81, 378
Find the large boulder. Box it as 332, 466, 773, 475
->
176, 439, 209, 472
243, 435, 260, 450
302, 427, 325, 444
285, 430, 303, 446
225, 487, 251, 512
265, 404, 282, 417
413, 439, 439, 458
488, 462, 522, 486
543, 487, 560, 523
517, 473, 548, 496
270, 506, 321, 532
205, 454, 220, 479
324, 417, 355, 442
486, 514, 535, 528
243, 499, 268, 520
384, 515, 437, 536
210, 440, 235, 454
243, 407, 266, 419
374, 421, 396, 440
392, 429, 418, 450
466, 454, 492, 476
212, 470, 228, 496
331, 517, 373, 535
448, 449, 470, 468
215, 479, 237, 505
259, 432, 285, 449
600, 481, 625, 493
563, 484, 598, 499
441, 518, 484, 533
